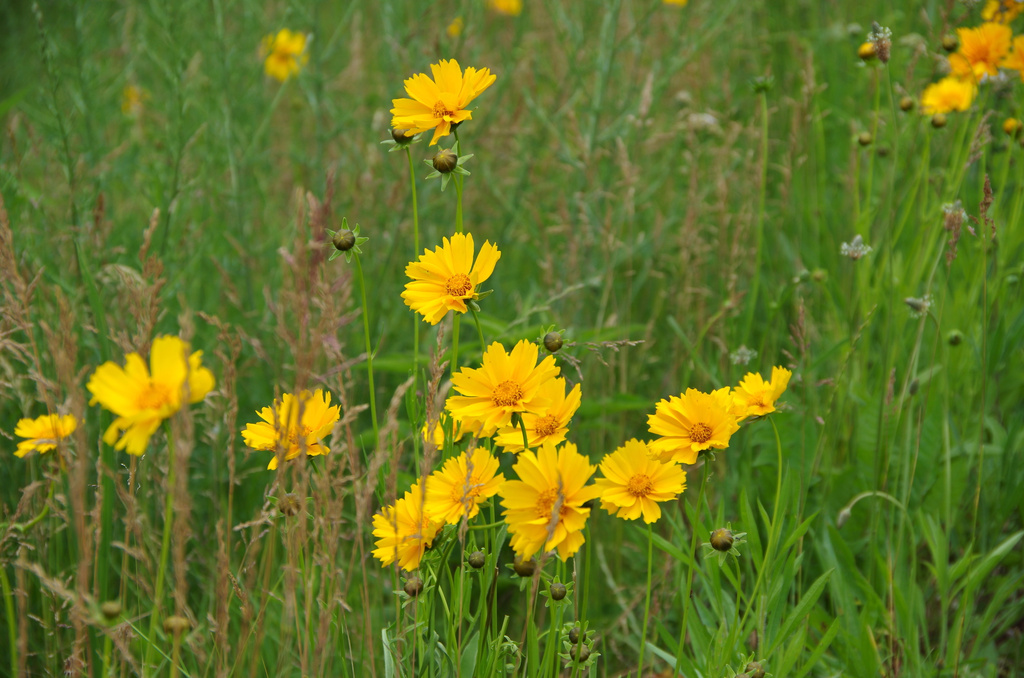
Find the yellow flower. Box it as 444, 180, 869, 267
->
663, 0, 689, 6
402, 232, 501, 325
488, 0, 523, 16
594, 439, 687, 524
422, 416, 470, 449
1001, 35, 1024, 81
955, 23, 1012, 80
447, 17, 465, 38
87, 336, 215, 455
920, 76, 977, 115
732, 366, 792, 418
499, 442, 600, 561
1004, 117, 1023, 136
858, 42, 878, 60
493, 377, 581, 453
121, 85, 146, 116
446, 340, 560, 437
242, 389, 340, 469
390, 59, 497, 146
372, 481, 443, 570
423, 447, 504, 524
983, 0, 1024, 23
261, 29, 309, 82
13, 414, 78, 458
647, 387, 740, 465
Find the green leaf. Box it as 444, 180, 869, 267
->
766, 568, 833, 656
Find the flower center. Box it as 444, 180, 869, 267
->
534, 415, 560, 438
445, 273, 473, 297
626, 474, 654, 498
534, 487, 562, 520
690, 422, 713, 444
137, 381, 173, 411
492, 380, 524, 407
433, 100, 455, 119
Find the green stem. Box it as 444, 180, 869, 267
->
406, 147, 421, 382
6, 478, 55, 533
354, 254, 380, 443
638, 522, 654, 677
452, 314, 461, 376
518, 414, 531, 453
454, 174, 464, 235
1, 565, 16, 678
470, 308, 487, 356
673, 458, 710, 677
144, 438, 177, 675
743, 89, 770, 340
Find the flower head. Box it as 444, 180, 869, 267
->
733, 366, 793, 418
372, 482, 443, 570
920, 76, 976, 115
594, 439, 686, 523
423, 447, 505, 524
242, 389, 340, 469
488, 0, 523, 15
446, 340, 560, 437
647, 387, 740, 464
494, 378, 581, 453
499, 442, 600, 561
402, 232, 500, 325
955, 23, 1012, 80
983, 0, 1024, 23
261, 29, 309, 82
447, 17, 464, 38
390, 59, 497, 146
121, 85, 146, 116
87, 336, 215, 455
14, 414, 78, 458
1002, 35, 1024, 81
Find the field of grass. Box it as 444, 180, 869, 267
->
2, 0, 1023, 676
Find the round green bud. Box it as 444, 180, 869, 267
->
332, 230, 356, 252
513, 557, 536, 577
468, 551, 486, 569
858, 132, 872, 147
404, 575, 424, 597
100, 601, 122, 620
710, 528, 734, 552
931, 114, 948, 129
568, 626, 581, 644
942, 35, 958, 52
746, 660, 766, 678
432, 149, 458, 174
391, 127, 413, 144
569, 644, 591, 662
899, 96, 915, 113
947, 330, 963, 346
550, 583, 567, 601
163, 615, 190, 636
543, 331, 563, 353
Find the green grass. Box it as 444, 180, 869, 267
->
2, 0, 1023, 676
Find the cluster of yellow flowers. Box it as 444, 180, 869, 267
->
920, 1, 1024, 116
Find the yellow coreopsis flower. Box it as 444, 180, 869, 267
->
663, 0, 689, 6
261, 29, 309, 82
733, 366, 793, 418
955, 23, 1012, 80
13, 414, 78, 458
242, 389, 340, 469
499, 442, 600, 561
1001, 35, 1024, 81
595, 439, 687, 524
447, 17, 465, 38
983, 0, 1024, 23
488, 0, 523, 16
423, 447, 504, 524
87, 336, 215, 456
121, 85, 146, 116
647, 387, 740, 465
920, 76, 977, 115
446, 340, 560, 437
390, 59, 497, 146
402, 232, 500, 325
493, 377, 581, 453
372, 481, 443, 570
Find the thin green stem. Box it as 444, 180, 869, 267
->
454, 174, 464, 235
743, 90, 770, 340
673, 458, 710, 677
144, 435, 177, 676
1, 565, 16, 678
638, 523, 654, 678
470, 308, 487, 355
518, 414, 531, 453
354, 254, 380, 442
452, 314, 461, 376
4, 478, 55, 533
406, 147, 421, 384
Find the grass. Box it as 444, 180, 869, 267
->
2, 0, 1023, 676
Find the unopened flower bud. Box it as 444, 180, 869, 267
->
570, 644, 591, 662
837, 507, 852, 528
468, 551, 486, 569
163, 615, 190, 636
899, 96, 914, 112
543, 331, 563, 353
931, 114, 947, 129
513, 556, 536, 577
549, 582, 567, 601
432, 148, 458, 174
391, 127, 414, 144
100, 601, 122, 620
746, 661, 766, 678
947, 330, 963, 346
858, 132, 872, 147
710, 528, 734, 552
568, 626, 581, 644
942, 35, 958, 52
332, 230, 357, 253
1003, 118, 1022, 138
404, 575, 424, 597
858, 42, 877, 61
278, 492, 301, 517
